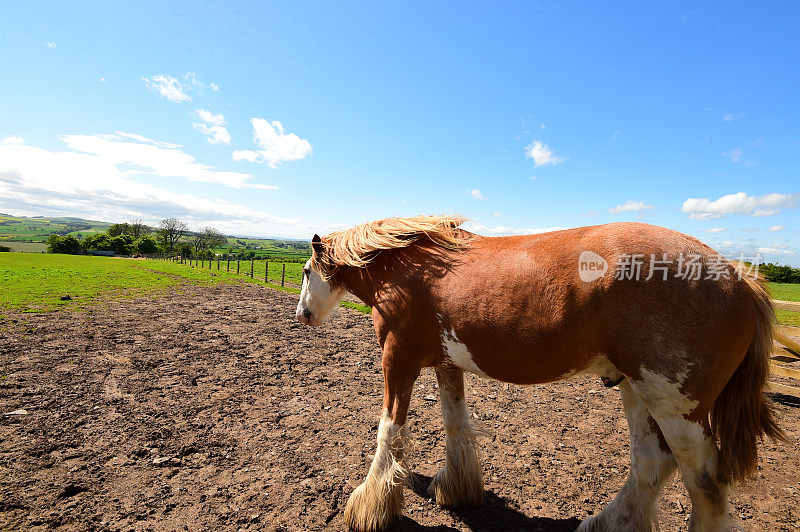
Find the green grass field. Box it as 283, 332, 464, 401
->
1, 242, 47, 252
0, 253, 368, 315
767, 283, 800, 326
767, 283, 800, 302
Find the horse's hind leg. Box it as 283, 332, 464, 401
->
630, 370, 729, 532
579, 380, 677, 532
428, 365, 484, 506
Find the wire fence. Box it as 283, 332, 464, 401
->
145, 253, 304, 288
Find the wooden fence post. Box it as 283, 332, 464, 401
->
217, 258, 220, 270
250, 258, 254, 278
265, 259, 269, 283
281, 263, 286, 287
237, 260, 240, 274
227, 259, 230, 272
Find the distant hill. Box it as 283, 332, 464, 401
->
0, 213, 313, 259
0, 214, 111, 243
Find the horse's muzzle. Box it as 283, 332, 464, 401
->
296, 307, 312, 325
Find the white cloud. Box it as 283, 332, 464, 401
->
468, 189, 485, 200
1, 136, 25, 145
195, 109, 225, 126
192, 109, 231, 145
524, 141, 564, 167
768, 225, 786, 232
529, 176, 537, 181
231, 150, 260, 163
610, 130, 621, 142
193, 124, 232, 145
723, 147, 743, 163
45, 41, 56, 49
705, 227, 727, 233
99, 77, 107, 83
723, 113, 742, 122
209, 82, 220, 92
681, 192, 799, 220
492, 211, 502, 218
464, 222, 568, 236
579, 210, 599, 218
233, 118, 312, 169
608, 200, 655, 214
757, 247, 794, 255
2, 132, 274, 190
143, 74, 191, 103
0, 136, 340, 239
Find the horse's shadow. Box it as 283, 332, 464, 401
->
390, 473, 581, 531
769, 392, 800, 408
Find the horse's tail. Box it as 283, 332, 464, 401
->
711, 275, 787, 482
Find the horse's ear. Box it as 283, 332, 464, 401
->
311, 234, 323, 256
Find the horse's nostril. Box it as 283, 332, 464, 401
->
303, 308, 311, 319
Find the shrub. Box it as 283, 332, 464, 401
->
760, 263, 800, 284
46, 235, 81, 254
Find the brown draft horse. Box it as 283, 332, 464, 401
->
295, 215, 785, 532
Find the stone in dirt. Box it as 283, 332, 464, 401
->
4, 409, 28, 416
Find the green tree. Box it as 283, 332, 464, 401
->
82, 232, 112, 251
107, 223, 131, 237
158, 218, 187, 251
46, 235, 81, 254
134, 235, 160, 255
109, 234, 134, 255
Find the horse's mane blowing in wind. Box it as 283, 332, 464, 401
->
311, 214, 471, 278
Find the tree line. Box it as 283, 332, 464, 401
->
46, 217, 227, 257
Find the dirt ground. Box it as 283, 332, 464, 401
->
1, 283, 798, 531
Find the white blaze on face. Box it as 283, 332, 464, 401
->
296, 258, 346, 325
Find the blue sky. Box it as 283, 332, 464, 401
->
1, 2, 798, 264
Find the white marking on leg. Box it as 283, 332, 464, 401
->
344, 410, 408, 531
579, 380, 676, 531
631, 367, 729, 532
634, 366, 699, 418
429, 371, 484, 506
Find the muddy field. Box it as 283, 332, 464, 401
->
1, 283, 798, 531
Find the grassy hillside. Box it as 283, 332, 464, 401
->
0, 213, 110, 243
0, 213, 313, 261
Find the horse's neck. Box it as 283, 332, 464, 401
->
337, 266, 378, 307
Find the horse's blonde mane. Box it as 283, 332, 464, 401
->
312, 215, 471, 277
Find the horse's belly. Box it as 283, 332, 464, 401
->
440, 327, 598, 384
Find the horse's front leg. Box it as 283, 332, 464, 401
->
344, 349, 419, 532
428, 365, 484, 506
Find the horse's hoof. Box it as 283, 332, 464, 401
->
344, 482, 402, 532
427, 466, 485, 508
